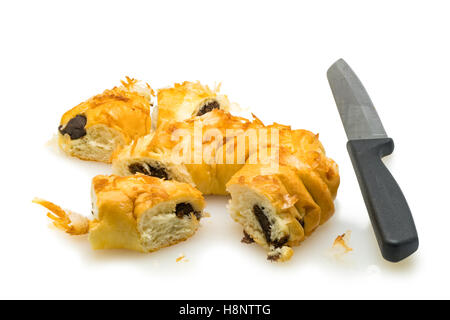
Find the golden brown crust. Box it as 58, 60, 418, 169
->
114, 109, 339, 200
92, 174, 205, 219
156, 81, 230, 128
151, 109, 260, 153
89, 189, 145, 252
275, 128, 340, 224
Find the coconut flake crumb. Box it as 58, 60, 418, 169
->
176, 254, 188, 263
333, 231, 353, 253
329, 230, 353, 260
201, 211, 211, 218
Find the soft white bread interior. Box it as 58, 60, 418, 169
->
58, 77, 153, 163
137, 201, 201, 252
59, 124, 126, 163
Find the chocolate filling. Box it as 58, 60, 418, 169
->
241, 230, 255, 244
253, 205, 272, 244
58, 114, 87, 140
297, 217, 305, 228
175, 202, 201, 220
272, 235, 289, 248
129, 163, 149, 175
148, 165, 169, 180
196, 100, 220, 116
128, 162, 169, 180
253, 205, 289, 247
267, 253, 281, 262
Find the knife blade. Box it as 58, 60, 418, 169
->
327, 59, 419, 262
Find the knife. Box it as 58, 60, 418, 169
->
327, 59, 418, 262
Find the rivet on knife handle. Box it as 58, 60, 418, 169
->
327, 59, 419, 262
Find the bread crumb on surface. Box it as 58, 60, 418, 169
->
176, 254, 187, 262
333, 231, 353, 253
328, 230, 353, 260
201, 211, 211, 218
45, 134, 63, 154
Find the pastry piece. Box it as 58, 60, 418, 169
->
226, 165, 303, 262
225, 129, 339, 262
113, 109, 266, 195
154, 81, 230, 129
33, 174, 205, 253
226, 163, 337, 262
58, 77, 154, 163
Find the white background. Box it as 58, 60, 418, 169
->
1, 0, 449, 299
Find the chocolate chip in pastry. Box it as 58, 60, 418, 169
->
196, 100, 220, 116
58, 114, 87, 140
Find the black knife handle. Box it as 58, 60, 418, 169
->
347, 138, 418, 262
